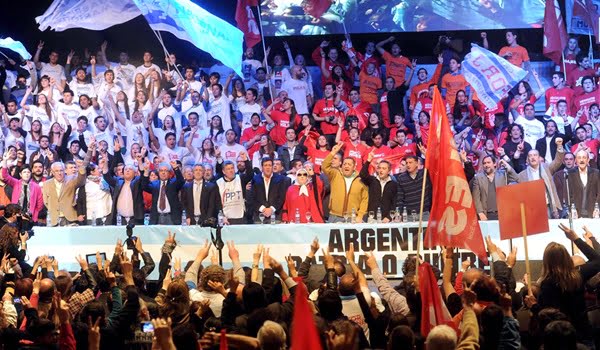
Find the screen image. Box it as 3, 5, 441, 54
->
260, 0, 545, 36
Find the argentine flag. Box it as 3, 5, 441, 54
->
133, 0, 244, 76
0, 37, 32, 60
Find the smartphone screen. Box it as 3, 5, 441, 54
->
141, 322, 154, 333
86, 253, 107, 265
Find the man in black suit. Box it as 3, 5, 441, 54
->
142, 160, 185, 225
535, 119, 572, 164
567, 149, 600, 218
181, 163, 219, 225
359, 151, 397, 222
251, 157, 289, 223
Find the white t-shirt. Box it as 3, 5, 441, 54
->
160, 145, 190, 163
69, 81, 96, 100
220, 143, 246, 169
39, 62, 66, 83
113, 63, 137, 90
208, 95, 232, 131
93, 128, 115, 154
238, 103, 262, 131
241, 59, 262, 88
184, 104, 209, 130
281, 78, 310, 114
180, 80, 203, 111
515, 116, 545, 148
157, 105, 180, 129
56, 102, 82, 128
135, 64, 161, 85
27, 105, 55, 135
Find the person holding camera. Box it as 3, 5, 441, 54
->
0, 223, 30, 273
313, 82, 344, 147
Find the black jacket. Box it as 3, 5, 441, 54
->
142, 168, 185, 224
251, 173, 289, 222
103, 172, 146, 224
535, 130, 572, 162
181, 180, 220, 224
359, 159, 397, 220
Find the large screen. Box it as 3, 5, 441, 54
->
261, 0, 545, 36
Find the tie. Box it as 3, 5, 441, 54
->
22, 184, 29, 211
159, 181, 167, 211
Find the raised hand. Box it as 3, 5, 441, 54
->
345, 242, 355, 263
227, 241, 239, 261
37, 41, 44, 50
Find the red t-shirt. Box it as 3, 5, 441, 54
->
343, 141, 368, 172
571, 139, 600, 157
567, 68, 596, 96
270, 111, 299, 146
359, 71, 382, 104
389, 126, 414, 141
441, 72, 469, 109
572, 90, 600, 124
307, 147, 330, 174
313, 98, 341, 135
240, 125, 268, 158
365, 145, 394, 175
561, 52, 577, 74
545, 86, 574, 116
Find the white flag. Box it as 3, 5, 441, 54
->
35, 0, 140, 31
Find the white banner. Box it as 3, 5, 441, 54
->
27, 220, 587, 279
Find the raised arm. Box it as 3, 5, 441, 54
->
375, 36, 395, 55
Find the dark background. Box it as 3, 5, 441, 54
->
0, 0, 562, 67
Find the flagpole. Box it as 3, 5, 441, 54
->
0, 51, 9, 60
589, 29, 595, 64
150, 29, 184, 81
256, 2, 275, 103
415, 167, 428, 279
561, 51, 568, 82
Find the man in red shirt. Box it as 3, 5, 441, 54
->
413, 84, 450, 120
346, 88, 373, 130
312, 41, 345, 88
240, 113, 267, 159
391, 130, 417, 160
545, 72, 574, 117
409, 54, 443, 113
376, 36, 412, 87
572, 76, 600, 124
567, 53, 598, 96
313, 82, 343, 146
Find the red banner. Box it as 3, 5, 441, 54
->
424, 88, 488, 264
544, 0, 569, 64
235, 0, 261, 49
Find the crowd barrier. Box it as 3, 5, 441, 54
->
27, 219, 591, 279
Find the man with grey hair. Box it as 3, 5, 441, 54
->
142, 160, 185, 225
257, 321, 286, 350
103, 154, 147, 225
517, 137, 565, 218
42, 141, 94, 226
567, 148, 600, 218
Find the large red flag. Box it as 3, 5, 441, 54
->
585, 0, 600, 44
419, 262, 455, 337
235, 0, 261, 49
543, 0, 568, 64
291, 281, 322, 350
424, 88, 488, 264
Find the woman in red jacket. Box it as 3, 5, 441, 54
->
282, 168, 324, 223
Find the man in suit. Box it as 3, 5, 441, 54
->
553, 152, 575, 210
251, 157, 289, 223
103, 155, 146, 225
567, 149, 600, 218
535, 119, 572, 164
142, 160, 185, 225
359, 151, 397, 222
517, 137, 565, 219
181, 163, 219, 225
42, 143, 94, 226
471, 155, 518, 221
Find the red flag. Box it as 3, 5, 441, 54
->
585, 0, 600, 44
235, 0, 261, 49
302, 0, 333, 19
419, 262, 455, 337
543, 0, 568, 64
496, 180, 550, 240
219, 329, 228, 350
291, 281, 322, 350
424, 88, 488, 264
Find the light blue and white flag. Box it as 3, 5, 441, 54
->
35, 0, 140, 31
132, 0, 244, 76
461, 44, 527, 109
0, 37, 32, 60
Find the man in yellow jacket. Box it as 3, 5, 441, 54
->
322, 142, 369, 223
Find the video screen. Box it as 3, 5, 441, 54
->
260, 0, 545, 36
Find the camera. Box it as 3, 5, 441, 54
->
16, 213, 34, 238
125, 223, 137, 250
